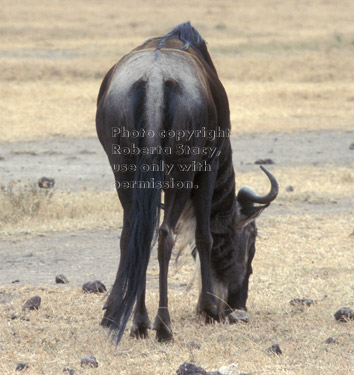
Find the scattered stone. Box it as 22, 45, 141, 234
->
22, 296, 41, 311
12, 279, 20, 284
63, 366, 75, 375
38, 177, 55, 189
80, 354, 98, 368
267, 344, 282, 355
289, 298, 314, 306
10, 314, 30, 321
218, 364, 239, 375
254, 158, 274, 165
56, 274, 69, 284
176, 362, 208, 375
334, 307, 354, 322
16, 362, 28, 371
82, 280, 106, 293
228, 309, 249, 324
325, 337, 337, 344
349, 143, 354, 150
286, 185, 294, 192
181, 341, 201, 350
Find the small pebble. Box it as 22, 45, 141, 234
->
22, 296, 41, 311
254, 158, 274, 165
267, 344, 282, 355
325, 337, 337, 344
56, 274, 69, 284
286, 186, 294, 192
349, 143, 354, 150
289, 298, 314, 306
334, 307, 354, 322
63, 367, 75, 375
81, 354, 98, 368
16, 363, 28, 371
10, 314, 30, 321
176, 362, 207, 375
38, 177, 55, 189
218, 364, 239, 375
82, 280, 106, 293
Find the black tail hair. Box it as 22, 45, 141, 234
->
102, 80, 167, 344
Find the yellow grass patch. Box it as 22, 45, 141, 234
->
0, 210, 353, 374
1, 0, 354, 141
0, 185, 122, 235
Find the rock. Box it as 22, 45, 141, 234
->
22, 296, 41, 311
254, 158, 274, 165
181, 341, 201, 350
38, 177, 55, 189
16, 362, 28, 371
56, 274, 69, 284
228, 310, 249, 324
82, 280, 106, 293
11, 314, 30, 321
176, 362, 208, 375
267, 344, 282, 355
81, 354, 98, 368
349, 143, 354, 150
218, 364, 239, 375
289, 298, 314, 306
334, 307, 354, 322
63, 367, 75, 375
325, 337, 337, 344
286, 186, 294, 192
12, 279, 20, 284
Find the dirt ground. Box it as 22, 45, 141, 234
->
0, 129, 353, 286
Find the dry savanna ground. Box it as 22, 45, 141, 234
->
0, 0, 353, 374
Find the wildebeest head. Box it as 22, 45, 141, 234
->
207, 166, 278, 316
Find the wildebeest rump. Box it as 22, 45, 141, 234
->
96, 22, 278, 343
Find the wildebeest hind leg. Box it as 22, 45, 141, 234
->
130, 288, 151, 338
153, 188, 191, 342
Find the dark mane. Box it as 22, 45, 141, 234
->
157, 22, 205, 51
140, 22, 217, 74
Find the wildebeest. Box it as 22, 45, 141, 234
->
96, 22, 278, 343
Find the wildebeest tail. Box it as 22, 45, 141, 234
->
102, 78, 176, 343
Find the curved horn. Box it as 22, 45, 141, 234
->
237, 166, 279, 206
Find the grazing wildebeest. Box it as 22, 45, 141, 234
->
96, 22, 278, 343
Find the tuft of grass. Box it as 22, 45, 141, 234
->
0, 182, 54, 225
0, 183, 122, 235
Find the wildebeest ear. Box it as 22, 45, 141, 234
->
236, 204, 269, 229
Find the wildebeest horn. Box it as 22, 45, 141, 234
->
237, 166, 279, 206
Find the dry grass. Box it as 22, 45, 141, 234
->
0, 165, 352, 235
0, 183, 122, 235
0, 211, 353, 374
1, 0, 354, 141
0, 1, 353, 374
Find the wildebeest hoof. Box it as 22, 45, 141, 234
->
154, 322, 173, 342
228, 309, 249, 324
199, 304, 220, 323
130, 321, 151, 339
